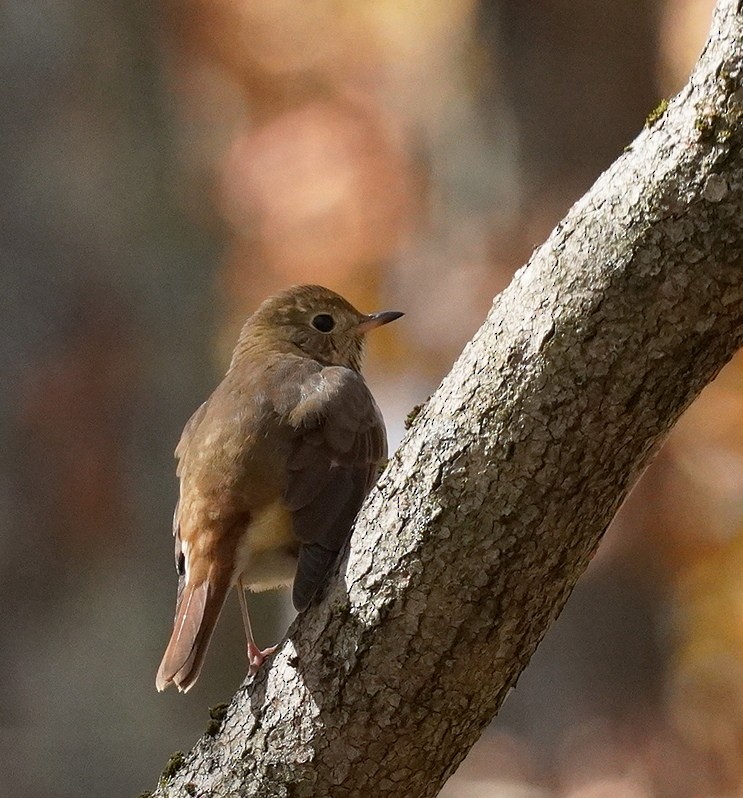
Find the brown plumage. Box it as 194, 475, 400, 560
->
156, 285, 403, 692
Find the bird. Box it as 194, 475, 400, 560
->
155, 284, 403, 692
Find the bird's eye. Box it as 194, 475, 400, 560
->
311, 314, 335, 333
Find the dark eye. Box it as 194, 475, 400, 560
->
311, 314, 335, 333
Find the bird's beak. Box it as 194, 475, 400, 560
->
356, 310, 404, 334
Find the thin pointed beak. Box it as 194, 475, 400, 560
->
356, 310, 404, 334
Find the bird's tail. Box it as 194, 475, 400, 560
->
155, 572, 230, 693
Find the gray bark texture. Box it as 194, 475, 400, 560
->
151, 2, 743, 796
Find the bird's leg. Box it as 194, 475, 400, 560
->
237, 579, 277, 675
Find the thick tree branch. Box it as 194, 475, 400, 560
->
152, 2, 743, 795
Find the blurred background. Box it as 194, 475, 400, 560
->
2, 0, 741, 795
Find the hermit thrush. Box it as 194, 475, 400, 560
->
155, 285, 403, 692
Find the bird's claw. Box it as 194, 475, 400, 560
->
248, 642, 277, 675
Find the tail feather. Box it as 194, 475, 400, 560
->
156, 576, 230, 693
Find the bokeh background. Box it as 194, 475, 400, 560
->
3, 0, 741, 795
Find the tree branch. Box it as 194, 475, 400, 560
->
151, 2, 743, 795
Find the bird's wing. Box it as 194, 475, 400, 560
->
175, 400, 208, 477
279, 364, 387, 611
170, 400, 209, 606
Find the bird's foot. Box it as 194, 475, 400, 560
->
247, 641, 277, 675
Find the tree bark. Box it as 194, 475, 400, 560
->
151, 2, 743, 795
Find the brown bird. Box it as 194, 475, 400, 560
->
155, 285, 403, 692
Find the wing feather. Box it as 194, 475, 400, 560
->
280, 364, 387, 610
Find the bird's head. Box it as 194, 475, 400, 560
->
233, 285, 403, 372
